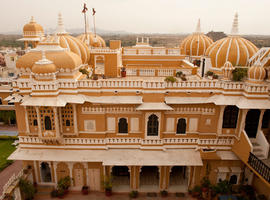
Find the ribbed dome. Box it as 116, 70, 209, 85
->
77, 33, 106, 47
248, 65, 266, 82
23, 16, 44, 34
32, 52, 57, 74
16, 45, 82, 71
180, 19, 213, 56
205, 13, 258, 68
45, 13, 90, 64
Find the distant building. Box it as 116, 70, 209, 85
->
206, 31, 227, 42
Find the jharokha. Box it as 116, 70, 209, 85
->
6, 12, 270, 195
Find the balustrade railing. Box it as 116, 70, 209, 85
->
248, 152, 270, 183
19, 136, 234, 146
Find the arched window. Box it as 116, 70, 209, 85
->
229, 175, 238, 184
66, 120, 70, 126
33, 119, 38, 126
177, 118, 186, 134
118, 118, 128, 133
222, 106, 239, 128
45, 116, 52, 130
262, 110, 270, 129
41, 162, 52, 182
147, 114, 159, 136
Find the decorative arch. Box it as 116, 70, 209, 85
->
222, 105, 239, 128
176, 118, 186, 134
147, 114, 159, 136
118, 118, 128, 133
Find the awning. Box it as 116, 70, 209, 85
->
165, 97, 211, 104
9, 148, 203, 166
136, 103, 173, 111
21, 97, 66, 107
84, 96, 142, 104
230, 167, 242, 173
218, 167, 230, 173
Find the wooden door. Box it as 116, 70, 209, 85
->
88, 169, 100, 191
74, 168, 84, 187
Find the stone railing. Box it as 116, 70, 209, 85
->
19, 136, 234, 146
16, 78, 269, 95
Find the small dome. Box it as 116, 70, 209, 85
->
180, 19, 213, 56
205, 13, 258, 68
222, 61, 234, 70
44, 13, 90, 64
77, 33, 106, 48
16, 45, 82, 72
248, 65, 266, 82
23, 16, 44, 34
32, 52, 57, 74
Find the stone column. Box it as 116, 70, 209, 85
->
72, 104, 78, 135
238, 109, 248, 137
53, 107, 60, 138
217, 105, 225, 135
53, 162, 58, 185
257, 109, 265, 135
24, 106, 30, 134
35, 107, 42, 138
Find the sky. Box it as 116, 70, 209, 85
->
0, 0, 270, 35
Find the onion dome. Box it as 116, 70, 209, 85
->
77, 17, 106, 47
205, 13, 258, 68
32, 51, 57, 74
248, 63, 266, 82
23, 16, 44, 37
16, 42, 82, 72
44, 13, 90, 64
221, 61, 235, 80
180, 19, 213, 56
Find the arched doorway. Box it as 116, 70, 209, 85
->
262, 109, 270, 129
40, 162, 52, 182
229, 175, 238, 184
140, 166, 159, 191
73, 163, 85, 188
169, 166, 188, 192
245, 109, 260, 138
56, 162, 70, 182
111, 166, 130, 192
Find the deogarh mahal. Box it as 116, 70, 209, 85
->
4, 11, 270, 196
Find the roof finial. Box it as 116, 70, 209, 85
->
195, 18, 201, 33
231, 12, 239, 35
30, 16, 35, 23
56, 13, 67, 35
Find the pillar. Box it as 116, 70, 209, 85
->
217, 105, 225, 135
35, 107, 42, 138
72, 104, 78, 135
24, 106, 30, 134
59, 107, 63, 133
257, 109, 265, 135
238, 109, 248, 137
53, 162, 58, 185
53, 107, 60, 138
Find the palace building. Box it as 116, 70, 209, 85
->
7, 12, 270, 196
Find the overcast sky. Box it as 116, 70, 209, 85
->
1, 0, 270, 35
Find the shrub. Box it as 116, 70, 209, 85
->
50, 189, 58, 198
257, 194, 267, 200
103, 175, 113, 190
165, 76, 177, 83
129, 190, 138, 198
176, 71, 183, 77
57, 176, 72, 191
206, 71, 214, 76
213, 74, 219, 79
232, 68, 247, 81
215, 180, 232, 195
201, 177, 211, 188
19, 178, 35, 200
79, 68, 90, 79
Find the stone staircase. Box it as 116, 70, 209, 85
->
250, 138, 266, 160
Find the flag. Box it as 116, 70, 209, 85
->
92, 8, 96, 16
82, 3, 88, 13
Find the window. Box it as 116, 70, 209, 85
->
44, 116, 52, 130
66, 120, 70, 126
262, 110, 270, 129
222, 106, 239, 128
147, 114, 159, 136
245, 109, 260, 138
84, 120, 96, 131
177, 118, 186, 134
118, 118, 128, 133
229, 175, 238, 184
33, 119, 38, 126
0, 98, 2, 105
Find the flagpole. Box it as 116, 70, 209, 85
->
84, 12, 87, 35
93, 8, 96, 38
